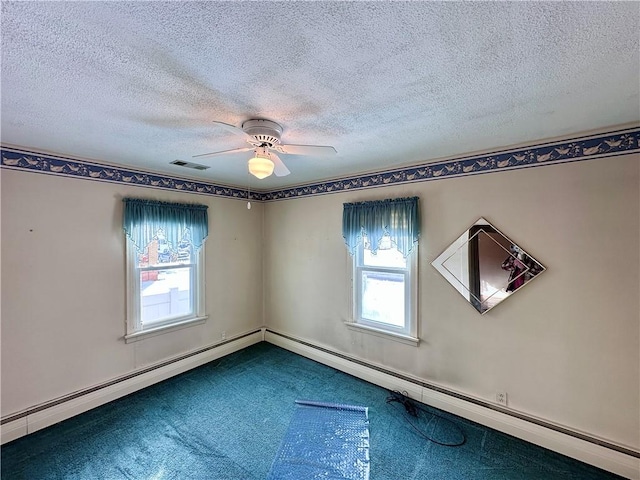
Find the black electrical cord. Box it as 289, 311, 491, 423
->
386, 390, 466, 447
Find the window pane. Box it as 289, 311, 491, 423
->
363, 235, 406, 268
138, 228, 194, 268
361, 271, 405, 327
140, 267, 192, 325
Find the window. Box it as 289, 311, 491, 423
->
123, 199, 208, 342
343, 197, 420, 343
354, 235, 417, 339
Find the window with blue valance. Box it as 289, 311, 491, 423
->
342, 196, 420, 257
123, 198, 209, 340
122, 198, 209, 254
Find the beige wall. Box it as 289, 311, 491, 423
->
1, 169, 264, 415
264, 154, 640, 450
2, 154, 638, 451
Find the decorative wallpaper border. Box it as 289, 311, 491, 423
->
0, 149, 251, 200
2, 126, 639, 202
263, 126, 640, 201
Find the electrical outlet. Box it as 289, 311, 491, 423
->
496, 391, 508, 406
221, 331, 226, 340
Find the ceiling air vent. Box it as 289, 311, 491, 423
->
171, 160, 210, 170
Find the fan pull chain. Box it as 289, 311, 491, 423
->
247, 175, 252, 210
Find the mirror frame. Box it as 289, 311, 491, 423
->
431, 218, 545, 314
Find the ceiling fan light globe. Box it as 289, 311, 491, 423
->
248, 156, 275, 179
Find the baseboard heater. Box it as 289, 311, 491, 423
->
2, 328, 637, 479
264, 329, 639, 480
1, 329, 264, 443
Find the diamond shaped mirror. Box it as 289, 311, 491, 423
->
432, 218, 545, 314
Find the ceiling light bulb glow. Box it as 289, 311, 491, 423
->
248, 155, 275, 179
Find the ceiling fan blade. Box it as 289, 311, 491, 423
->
278, 144, 337, 156
193, 146, 253, 159
270, 153, 291, 177
211, 121, 252, 139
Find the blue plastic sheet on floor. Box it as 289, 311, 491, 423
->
267, 400, 370, 480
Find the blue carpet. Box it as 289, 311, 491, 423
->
266, 401, 370, 480
1, 343, 625, 479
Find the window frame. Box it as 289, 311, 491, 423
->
124, 238, 207, 343
350, 238, 419, 345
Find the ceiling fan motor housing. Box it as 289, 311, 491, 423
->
242, 119, 283, 146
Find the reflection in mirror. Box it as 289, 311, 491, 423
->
432, 218, 545, 314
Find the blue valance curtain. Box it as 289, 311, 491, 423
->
122, 198, 209, 253
342, 196, 420, 257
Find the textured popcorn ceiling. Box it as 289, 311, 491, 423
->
1, 1, 639, 188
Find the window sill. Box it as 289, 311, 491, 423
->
124, 316, 208, 344
344, 321, 420, 346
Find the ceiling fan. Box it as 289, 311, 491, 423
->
193, 119, 337, 179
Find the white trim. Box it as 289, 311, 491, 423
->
264, 330, 640, 480
1, 417, 27, 445
344, 321, 419, 346
124, 315, 208, 343
126, 238, 140, 332
266, 330, 422, 400
1, 331, 262, 445
126, 239, 207, 338
352, 241, 418, 339
417, 388, 639, 480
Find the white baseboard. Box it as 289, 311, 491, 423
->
265, 330, 640, 480
1, 330, 262, 445
3, 329, 637, 479
1, 417, 27, 444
